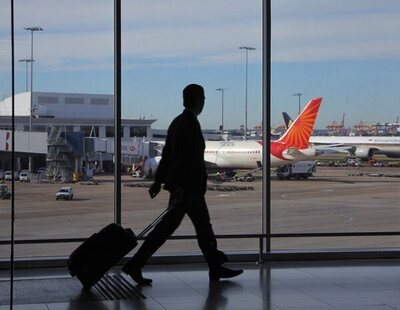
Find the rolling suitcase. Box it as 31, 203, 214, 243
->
68, 205, 172, 289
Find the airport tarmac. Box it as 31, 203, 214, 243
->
0, 165, 399, 258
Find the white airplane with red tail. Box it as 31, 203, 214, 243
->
143, 97, 323, 177
203, 97, 323, 169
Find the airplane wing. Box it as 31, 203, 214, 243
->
150, 141, 165, 155
313, 145, 355, 155
283, 145, 351, 159
204, 160, 220, 169
282, 147, 311, 160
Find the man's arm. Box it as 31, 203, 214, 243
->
149, 121, 175, 198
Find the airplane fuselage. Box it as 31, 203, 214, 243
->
204, 140, 315, 169
310, 136, 400, 145
309, 136, 400, 159
204, 141, 262, 169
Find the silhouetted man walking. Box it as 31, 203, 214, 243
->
123, 84, 243, 284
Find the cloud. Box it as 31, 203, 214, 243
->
0, 0, 261, 71
0, 0, 400, 71
272, 0, 400, 62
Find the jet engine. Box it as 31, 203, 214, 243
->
354, 147, 375, 160
143, 156, 161, 179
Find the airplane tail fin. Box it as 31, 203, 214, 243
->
278, 97, 322, 149
282, 112, 294, 130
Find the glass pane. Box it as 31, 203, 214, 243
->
0, 0, 12, 259
121, 0, 263, 255
0, 0, 115, 258
271, 0, 400, 250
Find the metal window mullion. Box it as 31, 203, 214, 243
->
114, 0, 122, 225
2, 231, 400, 246
10, 0, 16, 308
262, 0, 272, 260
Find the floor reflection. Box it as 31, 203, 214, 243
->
203, 280, 243, 309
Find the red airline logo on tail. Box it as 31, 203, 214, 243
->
271, 97, 322, 160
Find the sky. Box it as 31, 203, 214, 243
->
0, 0, 400, 130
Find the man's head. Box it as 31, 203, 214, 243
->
183, 84, 205, 115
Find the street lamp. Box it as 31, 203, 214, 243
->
293, 93, 302, 115
215, 88, 226, 135
239, 46, 255, 140
25, 27, 43, 129
18, 58, 35, 92
25, 26, 43, 173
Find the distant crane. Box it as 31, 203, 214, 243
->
353, 120, 370, 135
341, 113, 345, 128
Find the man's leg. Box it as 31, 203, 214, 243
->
186, 196, 242, 280
185, 196, 220, 267
123, 196, 185, 283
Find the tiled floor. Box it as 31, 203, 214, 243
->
0, 260, 399, 309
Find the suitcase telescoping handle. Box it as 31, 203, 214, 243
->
136, 199, 177, 239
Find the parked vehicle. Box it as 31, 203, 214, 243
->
4, 171, 19, 181
215, 170, 237, 182
277, 161, 317, 180
236, 173, 255, 182
36, 167, 47, 174
346, 158, 361, 167
56, 187, 74, 200
19, 171, 30, 182
0, 184, 11, 199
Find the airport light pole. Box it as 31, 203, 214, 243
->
25, 26, 43, 173
239, 46, 255, 140
293, 93, 302, 115
25, 27, 43, 130
215, 88, 226, 135
18, 58, 35, 92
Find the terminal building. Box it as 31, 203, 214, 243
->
0, 91, 228, 179
0, 91, 156, 178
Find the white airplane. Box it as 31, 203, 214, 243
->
282, 113, 400, 160
205, 97, 324, 169
309, 136, 400, 160
143, 97, 324, 177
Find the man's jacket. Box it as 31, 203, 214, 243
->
155, 109, 207, 196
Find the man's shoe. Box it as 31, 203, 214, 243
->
122, 265, 153, 285
209, 266, 243, 281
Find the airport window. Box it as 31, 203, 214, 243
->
32, 125, 46, 132
81, 126, 98, 137
38, 96, 59, 104
65, 97, 84, 104
4, 0, 399, 264
90, 98, 109, 105
270, 0, 400, 251
153, 134, 167, 139
130, 126, 147, 138
0, 0, 115, 260
120, 0, 262, 256
105, 126, 114, 138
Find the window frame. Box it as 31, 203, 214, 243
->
2, 0, 400, 267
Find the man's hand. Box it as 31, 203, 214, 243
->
149, 182, 161, 199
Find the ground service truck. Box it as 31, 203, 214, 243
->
276, 160, 317, 180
